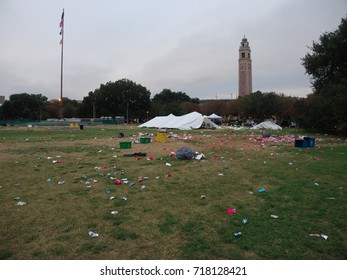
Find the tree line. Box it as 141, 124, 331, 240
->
1, 16, 346, 134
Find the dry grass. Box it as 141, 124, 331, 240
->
0, 126, 346, 260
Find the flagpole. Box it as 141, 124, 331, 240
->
59, 9, 64, 119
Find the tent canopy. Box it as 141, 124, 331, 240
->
207, 113, 222, 119
139, 111, 220, 130
250, 121, 282, 130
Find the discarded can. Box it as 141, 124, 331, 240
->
130, 182, 135, 187
47, 178, 53, 182
105, 189, 111, 193
120, 196, 127, 201
16, 201, 27, 206
111, 211, 118, 215
226, 208, 237, 215
58, 180, 65, 185
88, 231, 99, 238
140, 185, 145, 190
200, 195, 206, 199
320, 234, 328, 240
258, 188, 266, 193
110, 196, 115, 200
270, 215, 279, 219
242, 218, 248, 224
115, 179, 122, 185
234, 232, 242, 237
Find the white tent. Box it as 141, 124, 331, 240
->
250, 121, 282, 130
207, 113, 222, 119
139, 111, 220, 130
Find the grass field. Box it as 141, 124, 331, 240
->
0, 125, 346, 260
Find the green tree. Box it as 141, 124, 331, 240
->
239, 91, 288, 121
151, 89, 199, 115
78, 79, 151, 120
0, 93, 48, 120
299, 16, 347, 133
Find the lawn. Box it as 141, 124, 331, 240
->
0, 125, 346, 260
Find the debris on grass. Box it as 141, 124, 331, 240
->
309, 233, 329, 240
226, 208, 237, 215
88, 231, 99, 238
270, 215, 279, 219
16, 201, 27, 206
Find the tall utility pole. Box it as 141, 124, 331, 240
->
59, 9, 65, 119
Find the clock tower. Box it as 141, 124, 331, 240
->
238, 36, 252, 97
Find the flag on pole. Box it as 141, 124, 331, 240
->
59, 9, 64, 44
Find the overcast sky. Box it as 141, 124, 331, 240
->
1, 0, 346, 101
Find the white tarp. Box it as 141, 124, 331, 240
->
251, 121, 282, 130
139, 111, 220, 130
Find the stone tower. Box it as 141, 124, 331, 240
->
238, 36, 252, 97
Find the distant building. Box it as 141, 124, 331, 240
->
0, 96, 5, 105
238, 36, 252, 97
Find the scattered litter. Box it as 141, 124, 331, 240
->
242, 218, 248, 224
218, 173, 224, 176
143, 176, 149, 180
16, 201, 27, 206
14, 196, 21, 200
176, 147, 196, 160
130, 182, 135, 187
86, 185, 92, 189
314, 183, 319, 186
120, 196, 127, 201
195, 153, 205, 160
115, 179, 122, 185
140, 185, 146, 190
270, 215, 279, 219
165, 163, 171, 167
110, 196, 115, 200
226, 208, 237, 215
88, 231, 99, 238
309, 233, 328, 240
47, 178, 52, 182
124, 152, 147, 157
321, 234, 328, 240
200, 195, 206, 199
138, 178, 143, 182
248, 191, 254, 195
58, 180, 65, 185
165, 174, 172, 177
147, 156, 154, 161
105, 189, 111, 193
326, 197, 336, 200
234, 232, 242, 237
314, 157, 320, 161
111, 211, 118, 215
258, 188, 266, 193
